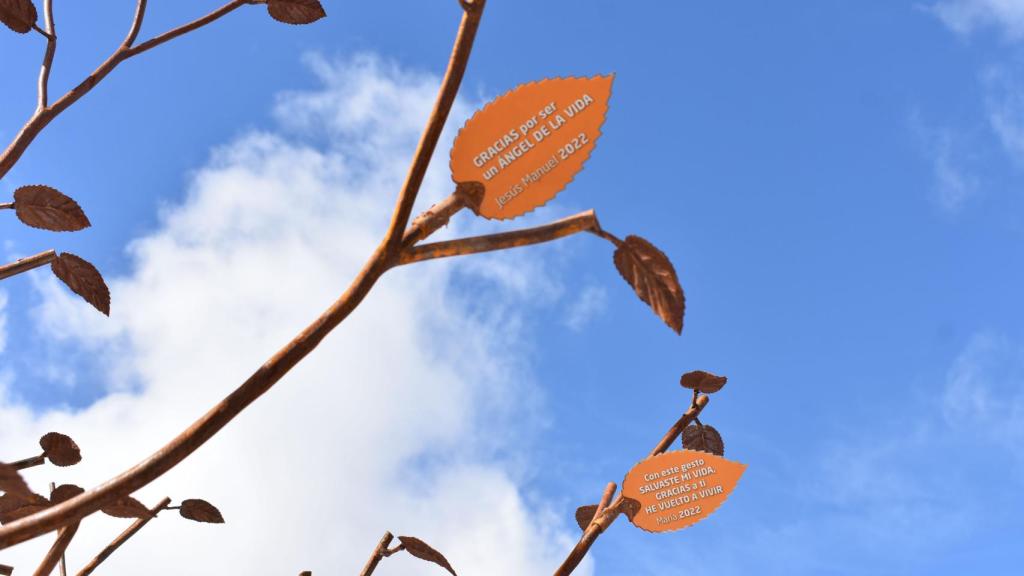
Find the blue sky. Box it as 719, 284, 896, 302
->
2, 1, 1024, 575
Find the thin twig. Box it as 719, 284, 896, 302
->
37, 0, 57, 111
75, 497, 170, 576
359, 532, 394, 576
383, 0, 486, 261
591, 482, 616, 522
0, 0, 249, 180
10, 454, 47, 471
399, 209, 600, 265
0, 250, 57, 282
32, 521, 78, 576
0, 203, 13, 210
553, 395, 710, 576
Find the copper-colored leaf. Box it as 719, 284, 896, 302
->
682, 424, 725, 456
39, 432, 81, 467
574, 504, 598, 531
13, 185, 90, 231
680, 370, 727, 394
0, 0, 37, 33
619, 497, 641, 521
50, 484, 84, 504
267, 0, 325, 24
0, 562, 13, 575
0, 492, 49, 525
0, 463, 32, 499
101, 496, 154, 519
179, 499, 224, 523
50, 253, 110, 315
450, 75, 614, 220
397, 536, 457, 576
613, 235, 685, 333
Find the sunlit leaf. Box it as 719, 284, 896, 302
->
101, 496, 154, 519
50, 253, 110, 315
179, 499, 224, 523
398, 536, 457, 576
574, 504, 597, 531
13, 185, 90, 231
39, 432, 82, 467
50, 484, 84, 504
682, 423, 725, 456
0, 0, 37, 34
613, 235, 685, 333
679, 370, 727, 394
267, 0, 325, 24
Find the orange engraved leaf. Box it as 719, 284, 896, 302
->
0, 463, 32, 499
179, 499, 225, 523
621, 450, 745, 533
101, 496, 154, 519
680, 370, 727, 394
574, 504, 598, 531
450, 75, 614, 220
613, 235, 685, 333
13, 185, 90, 232
397, 535, 457, 576
39, 432, 82, 467
267, 0, 325, 25
0, 0, 37, 34
682, 424, 725, 456
50, 253, 110, 315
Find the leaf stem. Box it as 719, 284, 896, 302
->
383, 0, 486, 262
0, 250, 57, 282
399, 209, 601, 265
10, 454, 46, 471
553, 395, 710, 576
36, 0, 57, 111
74, 497, 170, 576
0, 203, 13, 210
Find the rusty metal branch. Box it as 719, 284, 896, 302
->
0, 0, 248, 180
383, 1, 486, 261
36, 0, 57, 110
75, 497, 170, 576
399, 209, 601, 266
0, 250, 56, 282
553, 395, 710, 576
32, 521, 78, 576
358, 532, 395, 576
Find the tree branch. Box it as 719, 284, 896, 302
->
36, 0, 57, 111
0, 250, 57, 282
75, 497, 170, 576
0, 0, 250, 181
32, 521, 78, 576
9, 454, 46, 471
383, 0, 486, 261
553, 394, 710, 576
399, 209, 601, 266
358, 532, 394, 576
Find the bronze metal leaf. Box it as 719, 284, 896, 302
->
179, 498, 225, 523
679, 370, 727, 394
39, 432, 82, 467
682, 423, 725, 456
397, 535, 457, 576
13, 185, 90, 232
0, 0, 37, 34
50, 253, 110, 315
267, 0, 325, 25
613, 235, 685, 334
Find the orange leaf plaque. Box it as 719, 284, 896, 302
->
621, 450, 745, 533
450, 75, 613, 219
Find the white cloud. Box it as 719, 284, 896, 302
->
942, 332, 1024, 449
911, 115, 980, 212
929, 0, 1024, 40
563, 284, 607, 331
0, 54, 587, 575
983, 66, 1024, 165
